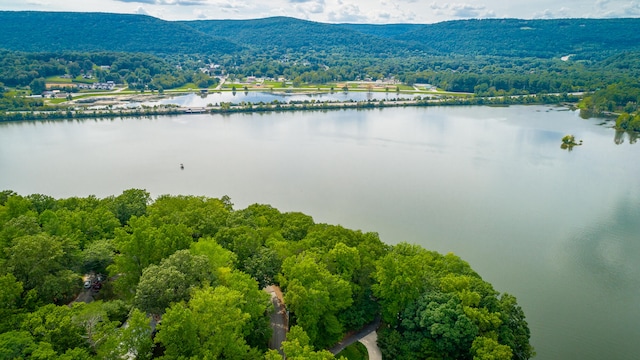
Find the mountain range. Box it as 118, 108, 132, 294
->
1, 11, 639, 58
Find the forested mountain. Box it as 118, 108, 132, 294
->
181, 16, 414, 56
1, 11, 639, 59
186, 17, 640, 58
389, 18, 640, 58
0, 11, 240, 55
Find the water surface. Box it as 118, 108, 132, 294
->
1, 105, 638, 359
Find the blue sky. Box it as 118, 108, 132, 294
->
0, 0, 638, 23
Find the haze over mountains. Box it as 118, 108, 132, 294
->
1, 11, 640, 59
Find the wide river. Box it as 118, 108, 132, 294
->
1, 105, 639, 359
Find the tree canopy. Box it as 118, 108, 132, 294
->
0, 190, 533, 359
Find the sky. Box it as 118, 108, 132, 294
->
0, 0, 639, 23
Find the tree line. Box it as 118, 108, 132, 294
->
0, 189, 534, 359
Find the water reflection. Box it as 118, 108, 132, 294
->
614, 130, 639, 144
568, 197, 640, 292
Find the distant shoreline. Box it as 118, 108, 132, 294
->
1, 92, 581, 122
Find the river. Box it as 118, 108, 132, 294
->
0, 105, 638, 359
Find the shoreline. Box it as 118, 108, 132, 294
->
1, 92, 582, 122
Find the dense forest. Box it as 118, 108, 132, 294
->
0, 12, 239, 55
0, 190, 533, 359
2, 12, 640, 58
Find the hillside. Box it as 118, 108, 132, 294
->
183, 16, 640, 58
179, 16, 414, 56
0, 11, 240, 55
1, 11, 639, 59
390, 18, 640, 58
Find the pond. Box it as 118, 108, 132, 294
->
136, 91, 422, 108
0, 105, 638, 360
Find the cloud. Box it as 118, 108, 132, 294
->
114, 0, 210, 6
429, 2, 496, 19
294, 0, 325, 16
533, 7, 570, 19
327, 3, 368, 22
135, 5, 150, 15
25, 0, 49, 6
193, 9, 209, 19
602, 2, 640, 17
207, 0, 250, 14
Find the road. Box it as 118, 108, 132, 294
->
359, 330, 382, 360
329, 317, 381, 355
265, 285, 288, 356
262, 286, 383, 359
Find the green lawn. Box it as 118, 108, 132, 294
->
46, 75, 95, 84
47, 98, 69, 104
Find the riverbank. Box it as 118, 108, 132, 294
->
0, 92, 580, 122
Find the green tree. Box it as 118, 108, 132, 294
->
243, 247, 282, 289
156, 286, 260, 359
21, 304, 87, 354
108, 189, 150, 226
471, 336, 513, 360
147, 194, 230, 239
71, 302, 121, 354
266, 325, 337, 360
29, 77, 46, 95
134, 265, 188, 316
153, 303, 199, 358
217, 269, 272, 348
120, 308, 153, 360
0, 330, 37, 359
97, 308, 153, 360
134, 250, 211, 315
110, 215, 192, 297
0, 274, 24, 332
280, 253, 353, 348
280, 212, 314, 241
81, 239, 115, 274
497, 294, 535, 360
0, 214, 41, 250
5, 233, 81, 304
372, 243, 439, 324
68, 62, 82, 77
190, 236, 237, 275
215, 226, 263, 267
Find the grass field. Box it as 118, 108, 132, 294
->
46, 76, 95, 84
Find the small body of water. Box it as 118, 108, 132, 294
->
0, 105, 638, 359
139, 91, 422, 107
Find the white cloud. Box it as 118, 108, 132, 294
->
193, 8, 209, 18
2, 0, 640, 22
295, 0, 325, 17
134, 5, 150, 14
429, 2, 496, 19
327, 2, 368, 22
114, 0, 210, 6
25, 0, 49, 6
597, 1, 640, 17
533, 6, 570, 19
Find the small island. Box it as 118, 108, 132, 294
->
561, 134, 583, 150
